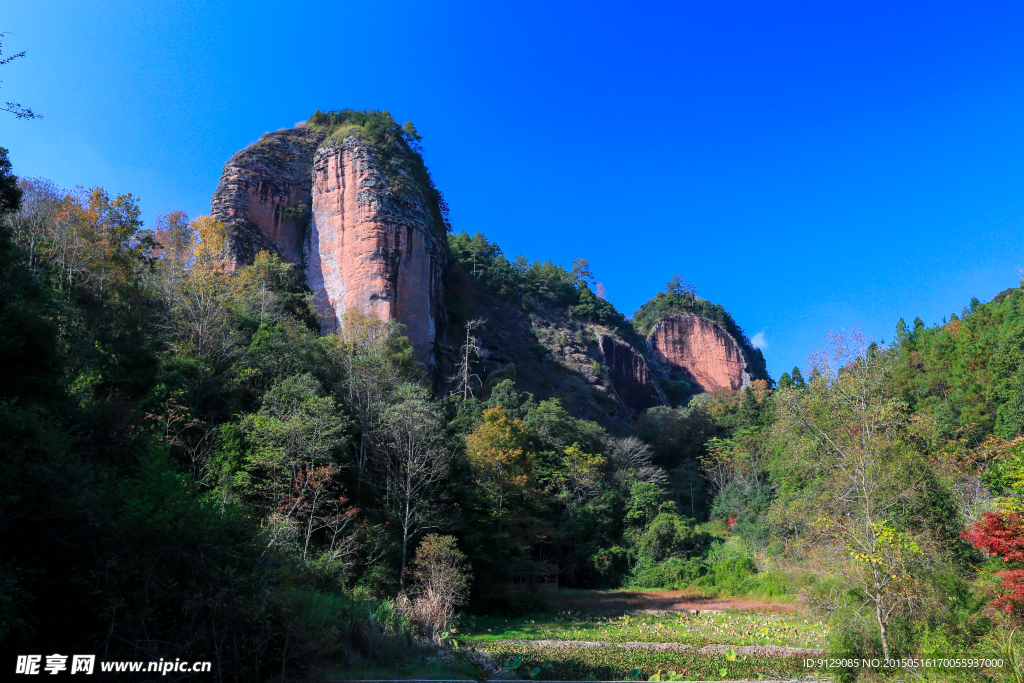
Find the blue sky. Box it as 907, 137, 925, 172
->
2, 0, 1022, 379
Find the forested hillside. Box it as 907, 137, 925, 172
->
4, 131, 1024, 681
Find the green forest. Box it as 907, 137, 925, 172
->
4, 125, 1024, 683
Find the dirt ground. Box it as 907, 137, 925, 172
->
539, 589, 798, 615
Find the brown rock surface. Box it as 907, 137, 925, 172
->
599, 335, 662, 412
649, 315, 749, 393
211, 127, 324, 265
308, 136, 445, 363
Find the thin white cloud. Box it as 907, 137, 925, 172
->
751, 330, 768, 349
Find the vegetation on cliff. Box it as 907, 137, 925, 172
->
444, 229, 659, 424
308, 108, 452, 239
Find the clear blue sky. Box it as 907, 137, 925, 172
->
2, 0, 1022, 380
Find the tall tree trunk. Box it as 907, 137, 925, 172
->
399, 526, 409, 591
874, 578, 890, 660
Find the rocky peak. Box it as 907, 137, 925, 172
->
648, 314, 751, 393
211, 126, 324, 266
211, 113, 447, 366
308, 134, 446, 363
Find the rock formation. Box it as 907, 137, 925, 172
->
308, 137, 446, 362
600, 335, 663, 411
649, 314, 750, 393
211, 127, 323, 265
211, 120, 447, 366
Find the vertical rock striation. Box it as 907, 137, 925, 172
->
649, 314, 750, 393
211, 127, 324, 265
308, 136, 446, 363
599, 335, 663, 411
211, 120, 447, 367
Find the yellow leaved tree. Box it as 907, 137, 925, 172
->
466, 408, 539, 513
552, 443, 605, 511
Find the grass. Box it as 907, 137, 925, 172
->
323, 589, 828, 681
474, 640, 808, 681
455, 610, 827, 649
328, 656, 477, 681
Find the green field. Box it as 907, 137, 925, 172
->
473, 641, 808, 682
456, 610, 828, 649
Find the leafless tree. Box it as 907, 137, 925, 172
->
1, 33, 40, 119
376, 385, 453, 590
331, 308, 405, 471
449, 318, 484, 400
611, 436, 667, 486
4, 178, 60, 273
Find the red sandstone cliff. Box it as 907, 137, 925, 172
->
649, 315, 750, 393
211, 126, 446, 366
211, 127, 324, 265
307, 136, 446, 363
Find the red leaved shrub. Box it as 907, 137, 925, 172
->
963, 511, 1024, 611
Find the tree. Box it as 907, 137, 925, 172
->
0, 146, 21, 212
570, 258, 594, 287
243, 374, 349, 523
154, 215, 240, 380
1, 34, 39, 119
403, 534, 470, 642
963, 511, 1024, 612
740, 386, 761, 426
772, 329, 929, 659
991, 322, 1024, 439
666, 273, 694, 299
331, 307, 409, 472
552, 443, 606, 511
153, 210, 192, 263
281, 462, 358, 567
402, 121, 423, 153
233, 250, 301, 329
610, 436, 666, 489
962, 435, 1024, 612
376, 384, 453, 589
5, 179, 63, 274
450, 318, 483, 400
466, 408, 538, 513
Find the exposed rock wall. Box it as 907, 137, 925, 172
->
308, 137, 446, 363
600, 335, 663, 411
211, 127, 324, 265
211, 125, 446, 366
649, 315, 750, 393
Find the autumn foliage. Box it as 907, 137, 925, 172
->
963, 511, 1024, 612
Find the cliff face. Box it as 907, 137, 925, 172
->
211, 123, 446, 366
308, 137, 446, 363
211, 127, 324, 265
600, 335, 662, 411
649, 315, 750, 393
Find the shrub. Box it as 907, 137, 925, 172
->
402, 535, 471, 642
698, 556, 757, 594
634, 511, 695, 569
630, 557, 706, 589
284, 589, 413, 664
